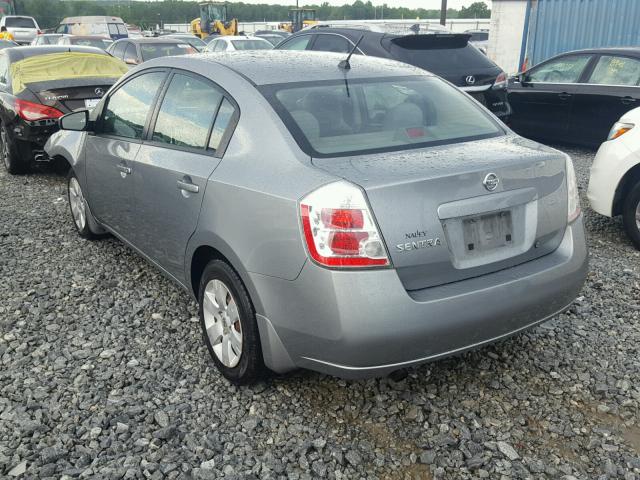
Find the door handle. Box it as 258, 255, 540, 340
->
558, 92, 572, 100
621, 96, 637, 105
177, 180, 199, 194
116, 164, 131, 175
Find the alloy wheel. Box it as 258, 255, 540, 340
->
202, 279, 243, 368
69, 177, 87, 231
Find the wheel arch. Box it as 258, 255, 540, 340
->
612, 164, 640, 216
187, 236, 264, 315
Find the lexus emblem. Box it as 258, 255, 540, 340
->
465, 75, 476, 85
483, 173, 499, 191
95, 88, 104, 97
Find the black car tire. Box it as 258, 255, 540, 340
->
622, 181, 640, 250
0, 123, 27, 175
198, 259, 265, 385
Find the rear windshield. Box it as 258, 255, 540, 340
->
384, 35, 495, 72
468, 32, 489, 41
5, 17, 36, 28
262, 75, 503, 158
141, 43, 196, 61
72, 38, 112, 49
230, 40, 272, 50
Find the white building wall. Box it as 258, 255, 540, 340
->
487, 0, 529, 74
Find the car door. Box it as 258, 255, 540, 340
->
508, 53, 593, 141
567, 54, 640, 146
85, 70, 167, 239
132, 71, 239, 280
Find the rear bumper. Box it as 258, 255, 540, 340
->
11, 118, 60, 161
252, 218, 588, 378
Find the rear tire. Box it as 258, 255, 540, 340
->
0, 123, 27, 175
198, 259, 265, 385
622, 181, 640, 250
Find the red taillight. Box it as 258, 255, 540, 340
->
321, 208, 364, 229
14, 99, 63, 122
300, 182, 390, 268
37, 30, 43, 35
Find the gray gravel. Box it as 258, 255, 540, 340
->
1, 148, 639, 480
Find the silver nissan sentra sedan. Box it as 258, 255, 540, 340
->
45, 51, 588, 384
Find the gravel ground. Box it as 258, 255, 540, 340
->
1, 147, 639, 480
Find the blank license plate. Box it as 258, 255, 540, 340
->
463, 210, 513, 253
84, 98, 100, 109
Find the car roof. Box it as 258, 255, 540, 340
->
60, 16, 125, 24
217, 36, 268, 41
558, 47, 640, 56
150, 50, 428, 85
4, 45, 109, 61
116, 37, 191, 45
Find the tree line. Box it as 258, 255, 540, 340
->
12, 0, 490, 30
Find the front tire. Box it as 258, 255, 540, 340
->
68, 171, 97, 239
199, 260, 265, 385
623, 181, 640, 250
0, 123, 27, 175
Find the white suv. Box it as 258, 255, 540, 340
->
0, 16, 40, 45
588, 107, 640, 249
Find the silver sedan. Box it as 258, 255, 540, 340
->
46, 51, 588, 384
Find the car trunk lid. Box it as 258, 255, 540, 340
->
312, 135, 569, 291
28, 78, 114, 113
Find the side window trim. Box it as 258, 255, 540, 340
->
143, 68, 240, 158
96, 68, 170, 143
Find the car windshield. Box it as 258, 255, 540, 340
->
72, 38, 111, 49
5, 17, 35, 28
178, 37, 206, 49
231, 39, 272, 50
141, 43, 196, 61
262, 75, 503, 157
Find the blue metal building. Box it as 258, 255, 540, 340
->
520, 0, 640, 69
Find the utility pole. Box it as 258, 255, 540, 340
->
440, 0, 447, 26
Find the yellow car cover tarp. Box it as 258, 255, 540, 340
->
10, 52, 128, 94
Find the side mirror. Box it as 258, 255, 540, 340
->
59, 110, 90, 132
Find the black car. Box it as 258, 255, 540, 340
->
0, 46, 128, 174
106, 37, 198, 66
276, 27, 510, 120
508, 48, 640, 147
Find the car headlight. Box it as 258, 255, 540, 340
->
607, 122, 634, 141
566, 156, 581, 223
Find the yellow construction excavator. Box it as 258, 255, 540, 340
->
191, 2, 238, 39
279, 8, 317, 33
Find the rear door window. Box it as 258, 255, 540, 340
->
588, 55, 640, 86
527, 55, 591, 83
278, 35, 312, 51
209, 98, 236, 151
312, 34, 352, 54
151, 73, 223, 149
100, 72, 166, 140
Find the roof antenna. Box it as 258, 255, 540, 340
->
338, 35, 364, 70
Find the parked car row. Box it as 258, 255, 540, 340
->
1, 22, 637, 386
